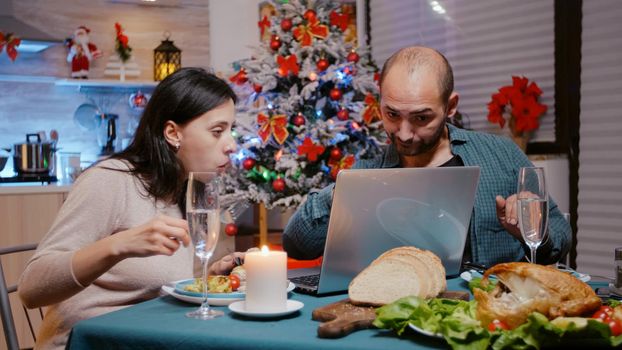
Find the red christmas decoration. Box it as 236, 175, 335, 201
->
281, 18, 293, 32
293, 13, 328, 47
316, 57, 329, 72
336, 108, 349, 121
292, 113, 306, 126
329, 10, 349, 32
0, 32, 21, 62
297, 137, 325, 162
225, 223, 238, 236
330, 148, 342, 161
362, 93, 381, 124
487, 76, 547, 135
257, 112, 289, 144
258, 15, 271, 37
242, 158, 256, 170
272, 178, 286, 192
270, 35, 282, 51
276, 54, 299, 77
328, 154, 355, 180
253, 83, 263, 94
346, 50, 360, 63
229, 68, 248, 85
329, 88, 342, 101
303, 9, 317, 21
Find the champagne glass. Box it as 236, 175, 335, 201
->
186, 172, 223, 319
517, 167, 548, 264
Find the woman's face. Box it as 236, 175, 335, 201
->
176, 99, 237, 173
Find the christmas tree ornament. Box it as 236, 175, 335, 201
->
281, 18, 293, 32
229, 68, 248, 85
257, 112, 289, 144
297, 137, 325, 162
242, 158, 256, 170
258, 15, 271, 37
329, 88, 342, 101
330, 147, 342, 160
316, 57, 329, 72
303, 9, 317, 21
362, 93, 381, 124
308, 71, 318, 81
276, 54, 299, 77
336, 108, 349, 121
225, 223, 238, 236
329, 10, 349, 32
292, 113, 306, 126
293, 13, 328, 47
270, 35, 282, 51
346, 50, 360, 63
129, 91, 149, 111
253, 83, 263, 94
272, 178, 286, 192
329, 154, 355, 180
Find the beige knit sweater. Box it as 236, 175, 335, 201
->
18, 159, 230, 350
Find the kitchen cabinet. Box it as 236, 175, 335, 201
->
0, 187, 69, 350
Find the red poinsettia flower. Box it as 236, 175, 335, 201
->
510, 96, 547, 133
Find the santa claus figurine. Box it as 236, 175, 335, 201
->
66, 26, 102, 79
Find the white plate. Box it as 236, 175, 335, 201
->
460, 269, 591, 283
408, 323, 443, 339
161, 281, 295, 306
228, 299, 304, 318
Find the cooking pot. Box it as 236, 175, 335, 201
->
12, 133, 57, 174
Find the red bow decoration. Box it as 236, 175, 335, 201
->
229, 68, 248, 85
276, 55, 299, 77
292, 17, 328, 46
258, 16, 271, 37
257, 113, 289, 144
487, 76, 547, 135
114, 23, 129, 48
297, 137, 325, 162
329, 154, 355, 179
0, 32, 21, 62
362, 93, 381, 124
329, 11, 349, 32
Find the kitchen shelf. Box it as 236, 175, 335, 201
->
0, 74, 60, 84
55, 79, 157, 93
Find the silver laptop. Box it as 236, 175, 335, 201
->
288, 166, 480, 295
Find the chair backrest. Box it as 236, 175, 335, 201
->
0, 243, 39, 350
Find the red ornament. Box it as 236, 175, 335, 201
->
281, 18, 293, 32
316, 58, 329, 72
347, 50, 360, 63
270, 35, 282, 51
303, 9, 317, 22
330, 148, 342, 161
242, 158, 256, 170
336, 108, 349, 121
253, 84, 263, 94
272, 178, 286, 192
225, 223, 238, 236
292, 114, 306, 126
329, 88, 342, 101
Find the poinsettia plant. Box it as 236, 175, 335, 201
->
114, 22, 132, 62
487, 76, 547, 137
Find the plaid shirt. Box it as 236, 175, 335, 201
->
282, 124, 571, 267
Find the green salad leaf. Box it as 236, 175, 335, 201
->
468, 277, 496, 293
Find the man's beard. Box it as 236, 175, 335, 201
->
389, 119, 446, 157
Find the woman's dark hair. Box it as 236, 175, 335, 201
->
111, 67, 237, 204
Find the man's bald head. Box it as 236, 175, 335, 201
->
379, 46, 454, 104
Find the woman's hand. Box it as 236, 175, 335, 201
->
209, 252, 246, 275
111, 215, 191, 259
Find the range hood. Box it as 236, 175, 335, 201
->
0, 1, 62, 52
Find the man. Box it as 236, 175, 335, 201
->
282, 46, 571, 267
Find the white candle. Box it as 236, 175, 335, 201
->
244, 246, 287, 312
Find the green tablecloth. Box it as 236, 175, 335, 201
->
67, 278, 473, 350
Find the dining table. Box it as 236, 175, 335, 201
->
66, 276, 611, 350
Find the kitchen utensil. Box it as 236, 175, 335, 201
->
12, 133, 57, 174
73, 103, 101, 131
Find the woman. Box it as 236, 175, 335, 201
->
18, 68, 240, 350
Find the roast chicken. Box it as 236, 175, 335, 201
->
473, 262, 601, 329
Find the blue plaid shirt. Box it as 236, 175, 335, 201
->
282, 124, 571, 267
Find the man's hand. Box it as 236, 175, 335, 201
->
495, 195, 523, 241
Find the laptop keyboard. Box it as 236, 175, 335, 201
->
290, 274, 320, 287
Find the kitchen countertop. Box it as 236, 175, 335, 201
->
0, 182, 72, 195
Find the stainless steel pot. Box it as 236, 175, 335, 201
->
13, 133, 57, 174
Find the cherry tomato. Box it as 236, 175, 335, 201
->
229, 274, 241, 291
608, 319, 622, 336
593, 306, 614, 321
488, 319, 510, 331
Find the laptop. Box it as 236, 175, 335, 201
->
288, 166, 480, 295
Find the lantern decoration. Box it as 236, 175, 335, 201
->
153, 32, 181, 81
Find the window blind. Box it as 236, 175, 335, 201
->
576, 0, 622, 279
369, 0, 556, 142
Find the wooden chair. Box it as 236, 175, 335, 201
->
0, 243, 41, 350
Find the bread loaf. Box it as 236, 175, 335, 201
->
348, 246, 446, 306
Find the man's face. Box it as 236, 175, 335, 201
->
379, 65, 450, 157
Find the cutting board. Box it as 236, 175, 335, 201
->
312, 291, 470, 338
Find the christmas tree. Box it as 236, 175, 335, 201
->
222, 0, 386, 211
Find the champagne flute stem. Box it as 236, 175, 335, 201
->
530, 247, 537, 265
200, 257, 210, 312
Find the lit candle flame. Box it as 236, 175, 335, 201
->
261, 245, 269, 255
